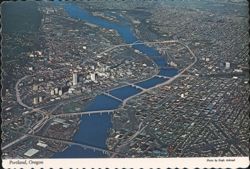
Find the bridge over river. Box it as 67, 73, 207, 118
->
25, 133, 121, 156
50, 109, 117, 118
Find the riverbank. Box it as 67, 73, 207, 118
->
52, 2, 179, 158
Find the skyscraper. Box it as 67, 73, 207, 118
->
90, 73, 96, 82
50, 90, 55, 96
39, 96, 43, 102
33, 97, 38, 105
58, 90, 63, 96
54, 87, 59, 94
225, 62, 230, 69
73, 72, 78, 86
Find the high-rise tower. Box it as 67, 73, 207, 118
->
73, 72, 78, 86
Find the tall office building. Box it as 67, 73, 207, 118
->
33, 97, 38, 105
39, 96, 43, 102
58, 90, 63, 96
33, 84, 38, 91
50, 89, 55, 96
225, 62, 230, 69
54, 87, 59, 94
73, 72, 78, 86
90, 73, 96, 82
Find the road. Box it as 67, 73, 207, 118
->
122, 40, 197, 107
110, 40, 197, 156
15, 75, 33, 109
5, 40, 197, 154
2, 135, 28, 150
111, 122, 147, 157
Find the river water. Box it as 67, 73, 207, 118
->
53, 2, 178, 158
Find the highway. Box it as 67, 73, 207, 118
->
111, 122, 147, 157
13, 39, 189, 110
2, 135, 28, 150
15, 75, 52, 118
15, 75, 33, 109
122, 40, 197, 107
110, 40, 197, 156
5, 39, 197, 154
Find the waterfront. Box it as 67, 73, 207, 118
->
53, 2, 178, 158
2, 0, 248, 160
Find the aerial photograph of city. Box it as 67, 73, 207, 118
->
1, 0, 249, 159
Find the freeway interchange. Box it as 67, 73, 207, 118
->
3, 40, 197, 156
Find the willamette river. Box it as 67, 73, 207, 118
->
53, 2, 178, 158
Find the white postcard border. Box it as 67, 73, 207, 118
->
2, 157, 249, 169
